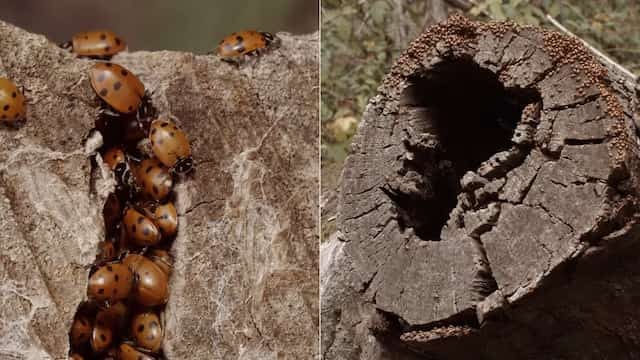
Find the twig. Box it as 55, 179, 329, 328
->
545, 14, 637, 81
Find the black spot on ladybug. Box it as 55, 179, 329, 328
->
132, 225, 137, 233
105, 46, 111, 52
0, 115, 5, 119
236, 35, 244, 43
138, 324, 145, 332
163, 214, 169, 219
121, 69, 128, 76
169, 132, 175, 137
100, 334, 107, 341
115, 38, 121, 45
106, 265, 113, 271
106, 63, 112, 67
98, 288, 104, 294
100, 34, 107, 40
161, 122, 169, 127
115, 274, 119, 282
151, 128, 156, 135
138, 216, 144, 224
80, 319, 87, 326
84, 35, 89, 40
3, 105, 9, 111
152, 185, 159, 194
113, 81, 121, 91
128, 105, 133, 111
100, 88, 108, 97
146, 166, 153, 174
11, 92, 16, 98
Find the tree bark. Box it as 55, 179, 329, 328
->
322, 15, 640, 360
0, 21, 318, 360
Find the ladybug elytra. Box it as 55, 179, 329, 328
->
0, 78, 26, 126
149, 119, 193, 174
131, 311, 163, 352
62, 30, 126, 58
87, 262, 134, 302
89, 62, 151, 116
123, 206, 161, 247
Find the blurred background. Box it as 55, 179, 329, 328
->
0, 0, 318, 53
321, 0, 640, 240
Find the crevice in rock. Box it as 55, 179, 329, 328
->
383, 58, 540, 241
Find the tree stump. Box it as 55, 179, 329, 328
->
0, 21, 318, 359
322, 16, 640, 360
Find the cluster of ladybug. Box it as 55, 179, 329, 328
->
66, 30, 197, 360
0, 27, 279, 360
0, 28, 278, 128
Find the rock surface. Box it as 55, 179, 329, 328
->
0, 21, 318, 360
322, 16, 640, 359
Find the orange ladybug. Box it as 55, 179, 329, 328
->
123, 253, 169, 306
134, 158, 173, 201
216, 30, 278, 62
119, 343, 157, 360
87, 262, 134, 302
0, 78, 26, 126
90, 318, 113, 353
89, 62, 151, 115
123, 206, 161, 247
145, 202, 178, 237
149, 119, 193, 173
149, 249, 173, 276
69, 314, 92, 346
69, 354, 84, 360
131, 311, 163, 352
62, 30, 126, 58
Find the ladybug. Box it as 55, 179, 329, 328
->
0, 78, 26, 126
134, 158, 173, 201
87, 262, 134, 302
61, 31, 126, 59
145, 202, 178, 237
131, 311, 163, 352
119, 343, 157, 360
149, 119, 193, 174
90, 318, 113, 353
69, 354, 84, 360
216, 30, 278, 62
89, 62, 152, 116
69, 314, 91, 346
149, 249, 173, 276
123, 206, 161, 247
103, 193, 122, 232
123, 253, 169, 306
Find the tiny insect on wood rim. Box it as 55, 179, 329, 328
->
60, 30, 126, 59
0, 77, 26, 127
216, 30, 280, 63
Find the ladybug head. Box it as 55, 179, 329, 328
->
174, 157, 194, 174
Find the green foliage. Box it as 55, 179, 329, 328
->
471, 0, 640, 75
321, 0, 427, 164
